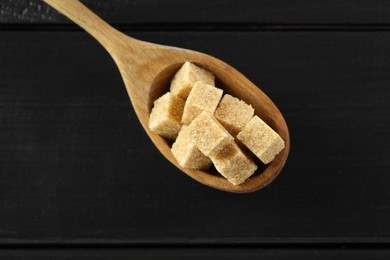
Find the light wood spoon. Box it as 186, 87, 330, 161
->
43, 0, 290, 193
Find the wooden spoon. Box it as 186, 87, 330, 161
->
43, 0, 290, 193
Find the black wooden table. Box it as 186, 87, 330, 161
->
1, 0, 390, 258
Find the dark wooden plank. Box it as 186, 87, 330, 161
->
0, 30, 390, 244
1, 248, 390, 259
2, 0, 390, 25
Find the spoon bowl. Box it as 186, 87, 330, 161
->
44, 0, 290, 193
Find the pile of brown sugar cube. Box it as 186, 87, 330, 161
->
149, 62, 285, 185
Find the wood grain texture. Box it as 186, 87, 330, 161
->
1, 29, 390, 243
43, 0, 289, 193
3, 0, 390, 25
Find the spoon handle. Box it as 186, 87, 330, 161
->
43, 0, 137, 54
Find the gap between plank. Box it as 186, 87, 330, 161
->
0, 238, 390, 249
2, 23, 390, 31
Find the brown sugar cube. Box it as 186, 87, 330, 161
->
171, 126, 212, 170
237, 116, 285, 164
149, 92, 185, 140
210, 142, 257, 185
187, 111, 234, 156
170, 61, 215, 99
214, 94, 254, 136
181, 81, 223, 125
